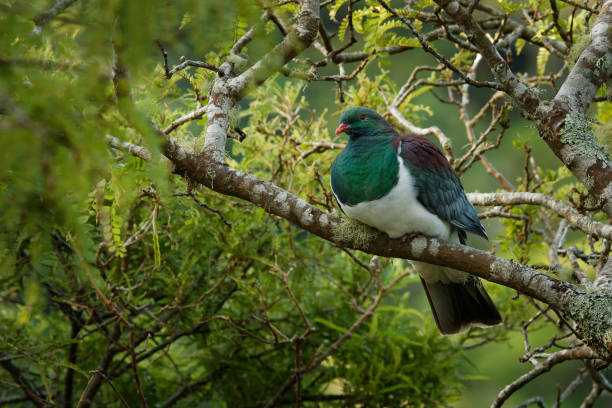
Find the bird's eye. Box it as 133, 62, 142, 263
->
359, 114, 366, 121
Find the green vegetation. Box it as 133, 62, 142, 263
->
1, 1, 610, 407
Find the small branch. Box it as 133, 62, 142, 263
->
560, 0, 598, 14
580, 382, 602, 408
33, 0, 78, 31
584, 359, 612, 393
156, 40, 220, 79
512, 396, 546, 408
434, 0, 541, 118
491, 348, 599, 408
76, 324, 121, 408
106, 135, 151, 161
230, 9, 273, 62
467, 192, 612, 240
174, 191, 232, 228
377, 0, 500, 91
162, 106, 209, 134
551, 369, 588, 408
379, 89, 454, 162
0, 353, 48, 408
159, 365, 226, 408
167, 57, 220, 79
567, 246, 596, 289
0, 395, 30, 405
297, 141, 345, 161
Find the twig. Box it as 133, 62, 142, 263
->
263, 268, 411, 408
511, 396, 546, 408
584, 359, 612, 392
560, 0, 598, 13
0, 353, 48, 408
33, 0, 78, 31
379, 89, 454, 162
162, 106, 209, 134
467, 192, 612, 240
377, 0, 500, 90
551, 369, 588, 408
174, 191, 232, 228
106, 135, 151, 161
159, 365, 227, 408
580, 382, 602, 408
156, 41, 220, 78
567, 246, 596, 289
491, 348, 599, 408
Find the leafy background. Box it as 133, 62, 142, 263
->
1, 0, 610, 407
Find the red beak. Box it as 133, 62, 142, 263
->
335, 123, 350, 135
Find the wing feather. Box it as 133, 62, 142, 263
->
394, 134, 487, 240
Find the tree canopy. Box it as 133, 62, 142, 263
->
1, 0, 611, 407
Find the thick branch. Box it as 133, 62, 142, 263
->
108, 135, 612, 355
202, 0, 320, 162
437, 0, 612, 217
169, 152, 576, 309
539, 1, 612, 215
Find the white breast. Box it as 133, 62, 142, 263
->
336, 157, 451, 240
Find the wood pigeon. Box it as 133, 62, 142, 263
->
331, 106, 502, 334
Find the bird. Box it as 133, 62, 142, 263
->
331, 106, 502, 335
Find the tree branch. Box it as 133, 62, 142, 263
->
33, 0, 78, 31
437, 0, 612, 217
434, 0, 541, 116
467, 192, 612, 240
539, 1, 612, 215
76, 324, 121, 408
0, 353, 48, 408
106, 131, 612, 355
491, 348, 600, 408
161, 143, 612, 354
202, 0, 320, 162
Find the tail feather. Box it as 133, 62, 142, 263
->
420, 275, 502, 335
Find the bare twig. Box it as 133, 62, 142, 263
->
106, 135, 152, 161
467, 192, 612, 240
492, 348, 600, 408
567, 246, 596, 289
174, 191, 232, 228
377, 0, 500, 90
512, 396, 546, 408
156, 41, 220, 79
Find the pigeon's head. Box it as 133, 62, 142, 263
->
335, 107, 392, 138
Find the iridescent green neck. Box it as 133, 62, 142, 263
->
331, 134, 398, 205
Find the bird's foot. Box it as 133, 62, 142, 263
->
400, 232, 422, 243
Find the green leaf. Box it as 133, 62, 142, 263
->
179, 12, 192, 30
537, 47, 549, 76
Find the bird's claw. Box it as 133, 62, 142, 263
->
400, 232, 422, 243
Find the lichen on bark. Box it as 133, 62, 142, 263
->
559, 114, 608, 161
332, 218, 379, 249
568, 292, 612, 357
